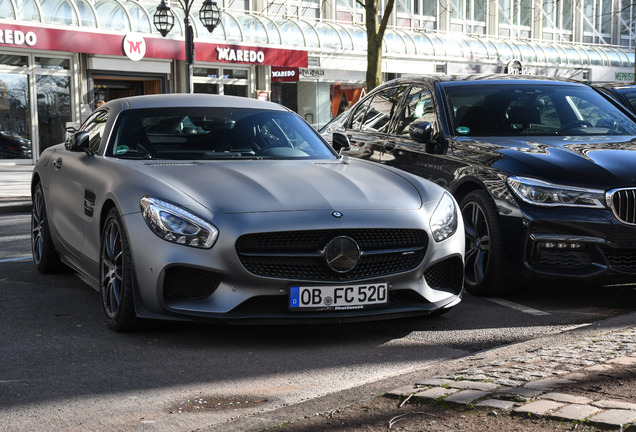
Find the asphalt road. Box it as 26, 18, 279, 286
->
2, 212, 636, 432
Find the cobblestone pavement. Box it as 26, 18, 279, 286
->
388, 326, 636, 430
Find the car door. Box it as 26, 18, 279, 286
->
337, 85, 408, 162
384, 84, 459, 189
47, 110, 108, 264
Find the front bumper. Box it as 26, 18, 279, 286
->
515, 205, 636, 282
123, 206, 465, 323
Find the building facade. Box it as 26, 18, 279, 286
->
0, 0, 635, 163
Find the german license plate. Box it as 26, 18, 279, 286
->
289, 283, 388, 311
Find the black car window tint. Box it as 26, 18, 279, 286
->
397, 87, 435, 135
350, 98, 372, 130
360, 86, 406, 133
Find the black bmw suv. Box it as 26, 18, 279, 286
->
322, 74, 636, 296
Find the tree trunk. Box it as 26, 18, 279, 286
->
364, 0, 396, 92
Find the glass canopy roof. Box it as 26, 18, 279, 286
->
1, 0, 634, 68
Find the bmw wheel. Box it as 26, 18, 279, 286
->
100, 207, 138, 332
460, 190, 508, 296
31, 182, 65, 273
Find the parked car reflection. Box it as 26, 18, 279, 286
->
0, 130, 31, 159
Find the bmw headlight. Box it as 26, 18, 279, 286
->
430, 192, 458, 242
507, 176, 605, 208
140, 197, 218, 248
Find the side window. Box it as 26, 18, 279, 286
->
361, 86, 406, 133
397, 86, 435, 135
350, 97, 372, 130
80, 110, 109, 154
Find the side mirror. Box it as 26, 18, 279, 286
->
65, 131, 92, 155
408, 121, 434, 143
331, 132, 351, 154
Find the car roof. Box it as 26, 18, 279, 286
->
375, 74, 586, 89
103, 93, 290, 112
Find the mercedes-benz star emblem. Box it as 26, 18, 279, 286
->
331, 211, 342, 218
324, 236, 361, 273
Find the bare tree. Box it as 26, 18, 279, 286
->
361, 0, 397, 91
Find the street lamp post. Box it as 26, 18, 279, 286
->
153, 0, 221, 93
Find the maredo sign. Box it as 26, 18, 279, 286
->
0, 23, 308, 68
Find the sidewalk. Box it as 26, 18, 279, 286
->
0, 163, 33, 214
387, 321, 636, 430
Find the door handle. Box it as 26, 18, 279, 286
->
53, 158, 62, 169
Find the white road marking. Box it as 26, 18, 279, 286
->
486, 297, 551, 316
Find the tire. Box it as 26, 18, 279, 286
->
31, 182, 65, 273
100, 208, 138, 332
460, 190, 509, 296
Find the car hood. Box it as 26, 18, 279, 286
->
138, 159, 423, 213
470, 135, 636, 187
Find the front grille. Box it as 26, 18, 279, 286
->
605, 250, 636, 273
609, 188, 636, 225
236, 229, 428, 282
533, 250, 593, 268
163, 266, 220, 299
424, 257, 464, 294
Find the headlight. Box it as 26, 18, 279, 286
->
140, 197, 218, 248
507, 176, 605, 208
430, 192, 458, 242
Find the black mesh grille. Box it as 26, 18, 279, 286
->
163, 266, 220, 299
236, 229, 428, 281
605, 250, 636, 273
609, 188, 636, 225
533, 250, 593, 268
424, 257, 463, 294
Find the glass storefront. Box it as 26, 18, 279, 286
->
0, 52, 73, 162
193, 65, 250, 97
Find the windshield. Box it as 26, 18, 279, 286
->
444, 84, 636, 137
109, 108, 336, 160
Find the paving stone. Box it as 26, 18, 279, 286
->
593, 400, 636, 411
444, 390, 490, 405
415, 378, 453, 387
498, 387, 544, 400
476, 399, 516, 410
540, 392, 593, 404
447, 381, 500, 391
413, 387, 459, 400
512, 400, 564, 416
549, 404, 601, 421
386, 384, 424, 397
523, 377, 574, 390
608, 356, 636, 365
585, 364, 613, 372
588, 409, 636, 427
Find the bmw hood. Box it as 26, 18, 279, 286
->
478, 135, 636, 187
142, 159, 423, 213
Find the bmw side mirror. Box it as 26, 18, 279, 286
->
409, 122, 434, 143
331, 132, 351, 154
65, 131, 92, 155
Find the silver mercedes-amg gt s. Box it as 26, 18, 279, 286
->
31, 94, 464, 331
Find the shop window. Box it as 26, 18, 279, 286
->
0, 55, 28, 68
0, 74, 31, 160
194, 67, 220, 78
37, 75, 71, 153
35, 57, 71, 70
194, 83, 220, 94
